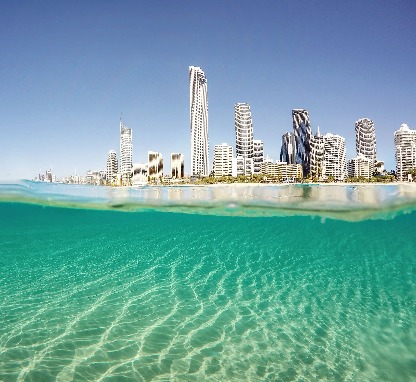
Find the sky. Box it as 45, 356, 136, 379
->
1, 0, 415, 180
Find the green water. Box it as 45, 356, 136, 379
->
0, 197, 415, 381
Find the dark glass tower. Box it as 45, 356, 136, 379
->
280, 132, 296, 164
292, 109, 312, 176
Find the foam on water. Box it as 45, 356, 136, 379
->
1, 182, 416, 381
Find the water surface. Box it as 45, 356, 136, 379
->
1, 182, 415, 381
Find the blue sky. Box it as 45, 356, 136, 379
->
1, 0, 415, 179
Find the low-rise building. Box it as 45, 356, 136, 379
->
347, 154, 371, 179
232, 156, 253, 177
260, 161, 303, 181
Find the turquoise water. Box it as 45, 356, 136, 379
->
1, 183, 416, 381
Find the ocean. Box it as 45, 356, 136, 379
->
1, 182, 415, 381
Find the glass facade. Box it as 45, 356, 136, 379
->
292, 109, 312, 177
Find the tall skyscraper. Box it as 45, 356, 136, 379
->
322, 133, 346, 181
309, 127, 324, 179
119, 120, 132, 185
280, 132, 296, 164
355, 118, 377, 175
148, 151, 163, 181
171, 153, 184, 179
394, 123, 416, 181
189, 66, 209, 176
292, 109, 312, 176
106, 150, 118, 185
213, 143, 233, 177
253, 139, 264, 174
235, 103, 254, 159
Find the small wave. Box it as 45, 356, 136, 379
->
1, 180, 416, 221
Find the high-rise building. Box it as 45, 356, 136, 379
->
171, 153, 184, 179
132, 163, 148, 186
106, 150, 118, 185
347, 154, 371, 179
235, 103, 254, 160
280, 132, 296, 164
394, 123, 416, 181
292, 109, 312, 176
355, 118, 377, 175
253, 139, 264, 174
190, 66, 209, 176
120, 121, 133, 185
322, 133, 346, 181
213, 143, 233, 177
309, 127, 325, 179
148, 151, 163, 181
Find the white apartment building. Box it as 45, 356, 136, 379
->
171, 153, 184, 179
132, 163, 148, 185
148, 151, 163, 181
232, 156, 253, 177
213, 143, 233, 177
235, 103, 254, 159
347, 153, 371, 179
253, 139, 264, 174
120, 121, 133, 185
190, 66, 209, 176
322, 133, 346, 181
106, 150, 118, 185
259, 161, 303, 181
309, 127, 324, 179
394, 123, 416, 181
355, 118, 377, 175
86, 170, 106, 185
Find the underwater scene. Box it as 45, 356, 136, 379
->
1, 182, 415, 381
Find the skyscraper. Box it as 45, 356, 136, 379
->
394, 123, 416, 181
106, 149, 118, 185
189, 66, 209, 176
309, 127, 324, 179
148, 151, 163, 181
280, 132, 296, 164
322, 133, 346, 181
171, 153, 184, 179
355, 118, 377, 175
292, 109, 312, 176
131, 163, 148, 186
235, 103, 254, 159
119, 120, 132, 185
213, 143, 233, 177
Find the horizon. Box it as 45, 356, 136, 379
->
1, 1, 415, 179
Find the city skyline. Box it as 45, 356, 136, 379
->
1, 1, 415, 180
